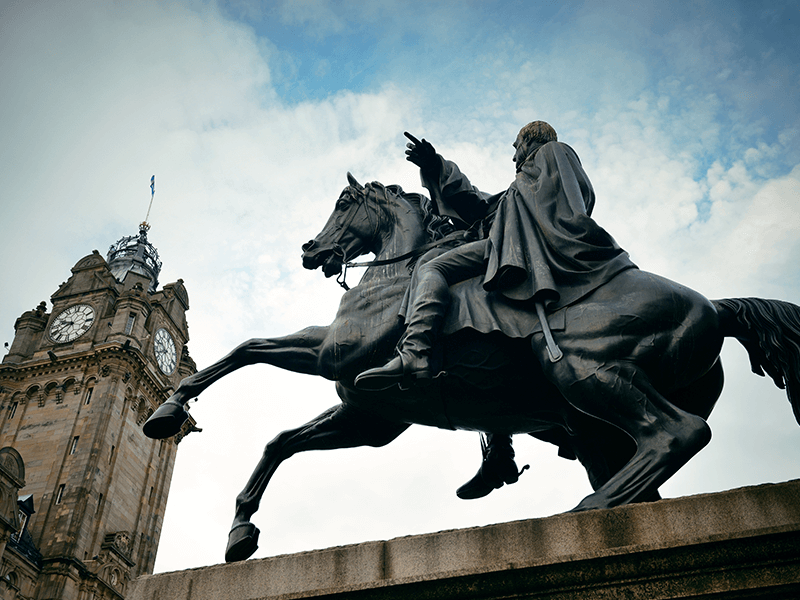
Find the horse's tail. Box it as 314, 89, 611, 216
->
713, 297, 800, 424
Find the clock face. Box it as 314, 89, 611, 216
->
154, 328, 177, 375
49, 304, 95, 343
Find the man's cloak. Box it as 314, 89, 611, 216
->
484, 141, 635, 308
424, 141, 636, 312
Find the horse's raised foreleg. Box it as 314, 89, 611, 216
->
177, 326, 330, 401
143, 326, 330, 439
226, 401, 410, 562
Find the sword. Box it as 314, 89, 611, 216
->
535, 302, 563, 363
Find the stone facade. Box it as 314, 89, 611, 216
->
0, 232, 196, 600
129, 480, 800, 600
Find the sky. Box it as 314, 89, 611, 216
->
1, 0, 800, 574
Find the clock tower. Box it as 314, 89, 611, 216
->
0, 224, 196, 600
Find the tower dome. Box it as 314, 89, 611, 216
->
107, 222, 162, 292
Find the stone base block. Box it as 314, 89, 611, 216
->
130, 480, 800, 599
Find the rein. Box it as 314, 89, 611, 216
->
340, 231, 564, 364
337, 229, 467, 290
330, 182, 469, 291
326, 181, 564, 362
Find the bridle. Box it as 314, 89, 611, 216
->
303, 183, 386, 290
308, 182, 465, 291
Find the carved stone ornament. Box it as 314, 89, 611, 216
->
101, 531, 134, 563
135, 399, 152, 426
71, 250, 107, 272
114, 531, 130, 553
0, 447, 25, 487
0, 448, 25, 530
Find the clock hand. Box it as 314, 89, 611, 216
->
52, 320, 74, 334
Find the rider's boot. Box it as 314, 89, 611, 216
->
457, 434, 526, 500
355, 272, 447, 391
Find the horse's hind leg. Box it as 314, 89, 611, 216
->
669, 358, 724, 421
545, 357, 711, 511
567, 360, 723, 502
226, 402, 410, 562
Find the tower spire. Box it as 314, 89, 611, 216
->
107, 176, 162, 292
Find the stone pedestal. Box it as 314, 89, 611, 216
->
129, 480, 800, 600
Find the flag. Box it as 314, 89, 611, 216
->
150, 175, 155, 196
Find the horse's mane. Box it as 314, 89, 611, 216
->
379, 183, 456, 242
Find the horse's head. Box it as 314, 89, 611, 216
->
302, 173, 452, 283
302, 173, 391, 277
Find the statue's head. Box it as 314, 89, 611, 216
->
514, 121, 557, 170
518, 121, 557, 145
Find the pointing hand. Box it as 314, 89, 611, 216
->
404, 132, 437, 171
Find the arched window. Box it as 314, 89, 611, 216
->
5, 571, 19, 588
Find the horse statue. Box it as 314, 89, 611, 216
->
143, 174, 800, 563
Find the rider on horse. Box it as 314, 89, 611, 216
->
356, 121, 637, 499
142, 121, 800, 563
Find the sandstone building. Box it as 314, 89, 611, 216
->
0, 225, 196, 599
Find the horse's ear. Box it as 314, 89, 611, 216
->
347, 172, 363, 191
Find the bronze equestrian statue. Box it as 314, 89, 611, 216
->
143, 123, 800, 563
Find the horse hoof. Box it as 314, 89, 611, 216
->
142, 399, 189, 439
569, 492, 609, 513
225, 522, 260, 562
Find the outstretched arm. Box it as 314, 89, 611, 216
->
404, 132, 497, 226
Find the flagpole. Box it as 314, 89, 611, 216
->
142, 175, 155, 231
